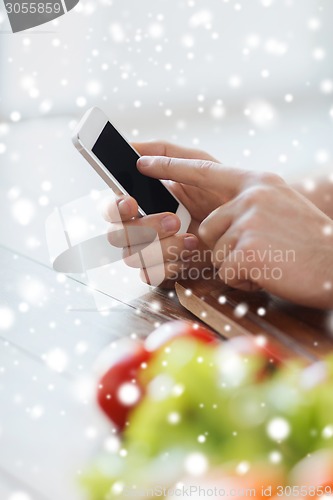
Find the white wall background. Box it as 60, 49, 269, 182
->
1, 0, 333, 119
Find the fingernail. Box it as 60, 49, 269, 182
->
184, 236, 198, 251
138, 156, 154, 168
161, 215, 179, 232
118, 199, 131, 216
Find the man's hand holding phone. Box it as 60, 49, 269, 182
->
104, 141, 222, 286
121, 148, 333, 308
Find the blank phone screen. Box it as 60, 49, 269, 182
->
92, 122, 178, 215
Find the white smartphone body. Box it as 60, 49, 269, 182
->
72, 107, 191, 233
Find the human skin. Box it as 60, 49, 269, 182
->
104, 141, 333, 309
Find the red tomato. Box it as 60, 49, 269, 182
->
97, 321, 217, 430
144, 320, 219, 352
97, 342, 151, 431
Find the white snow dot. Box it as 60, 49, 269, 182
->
229, 75, 242, 89
30, 405, 44, 419
315, 149, 330, 164
181, 34, 194, 48
110, 23, 125, 43
104, 435, 121, 453
234, 303, 248, 318
18, 302, 29, 313
189, 9, 212, 28
38, 195, 49, 206
269, 450, 282, 463
312, 48, 325, 61
148, 23, 164, 38
41, 181, 52, 192
211, 102, 225, 120
117, 383, 141, 406
8, 187, 21, 202
0, 123, 9, 136
75, 341, 88, 355
184, 452, 208, 476
85, 426, 98, 439
246, 34, 261, 49
0, 307, 15, 330
320, 79, 333, 95
76, 97, 87, 108
86, 80, 101, 96
257, 307, 266, 317
10, 111, 21, 122
303, 178, 316, 192
39, 99, 53, 114
285, 94, 293, 103
167, 412, 181, 424
261, 0, 274, 6
172, 384, 185, 397
43, 348, 68, 373
12, 198, 36, 226
19, 277, 45, 305
256, 335, 267, 347
66, 216, 88, 239
322, 425, 333, 439
8, 493, 31, 500
111, 482, 124, 495
308, 18, 321, 31
323, 225, 333, 236
267, 417, 290, 441
0, 143, 6, 154
236, 461, 250, 475
247, 100, 277, 128
197, 434, 206, 443
265, 38, 288, 56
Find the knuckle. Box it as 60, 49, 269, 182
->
258, 171, 284, 186
240, 185, 272, 208
197, 160, 215, 175
161, 141, 172, 153
162, 155, 173, 171
198, 219, 210, 243
152, 140, 171, 157
238, 233, 261, 255
236, 210, 262, 234
246, 171, 284, 187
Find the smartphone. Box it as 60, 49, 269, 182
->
72, 107, 191, 233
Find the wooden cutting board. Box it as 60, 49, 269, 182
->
175, 277, 333, 362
